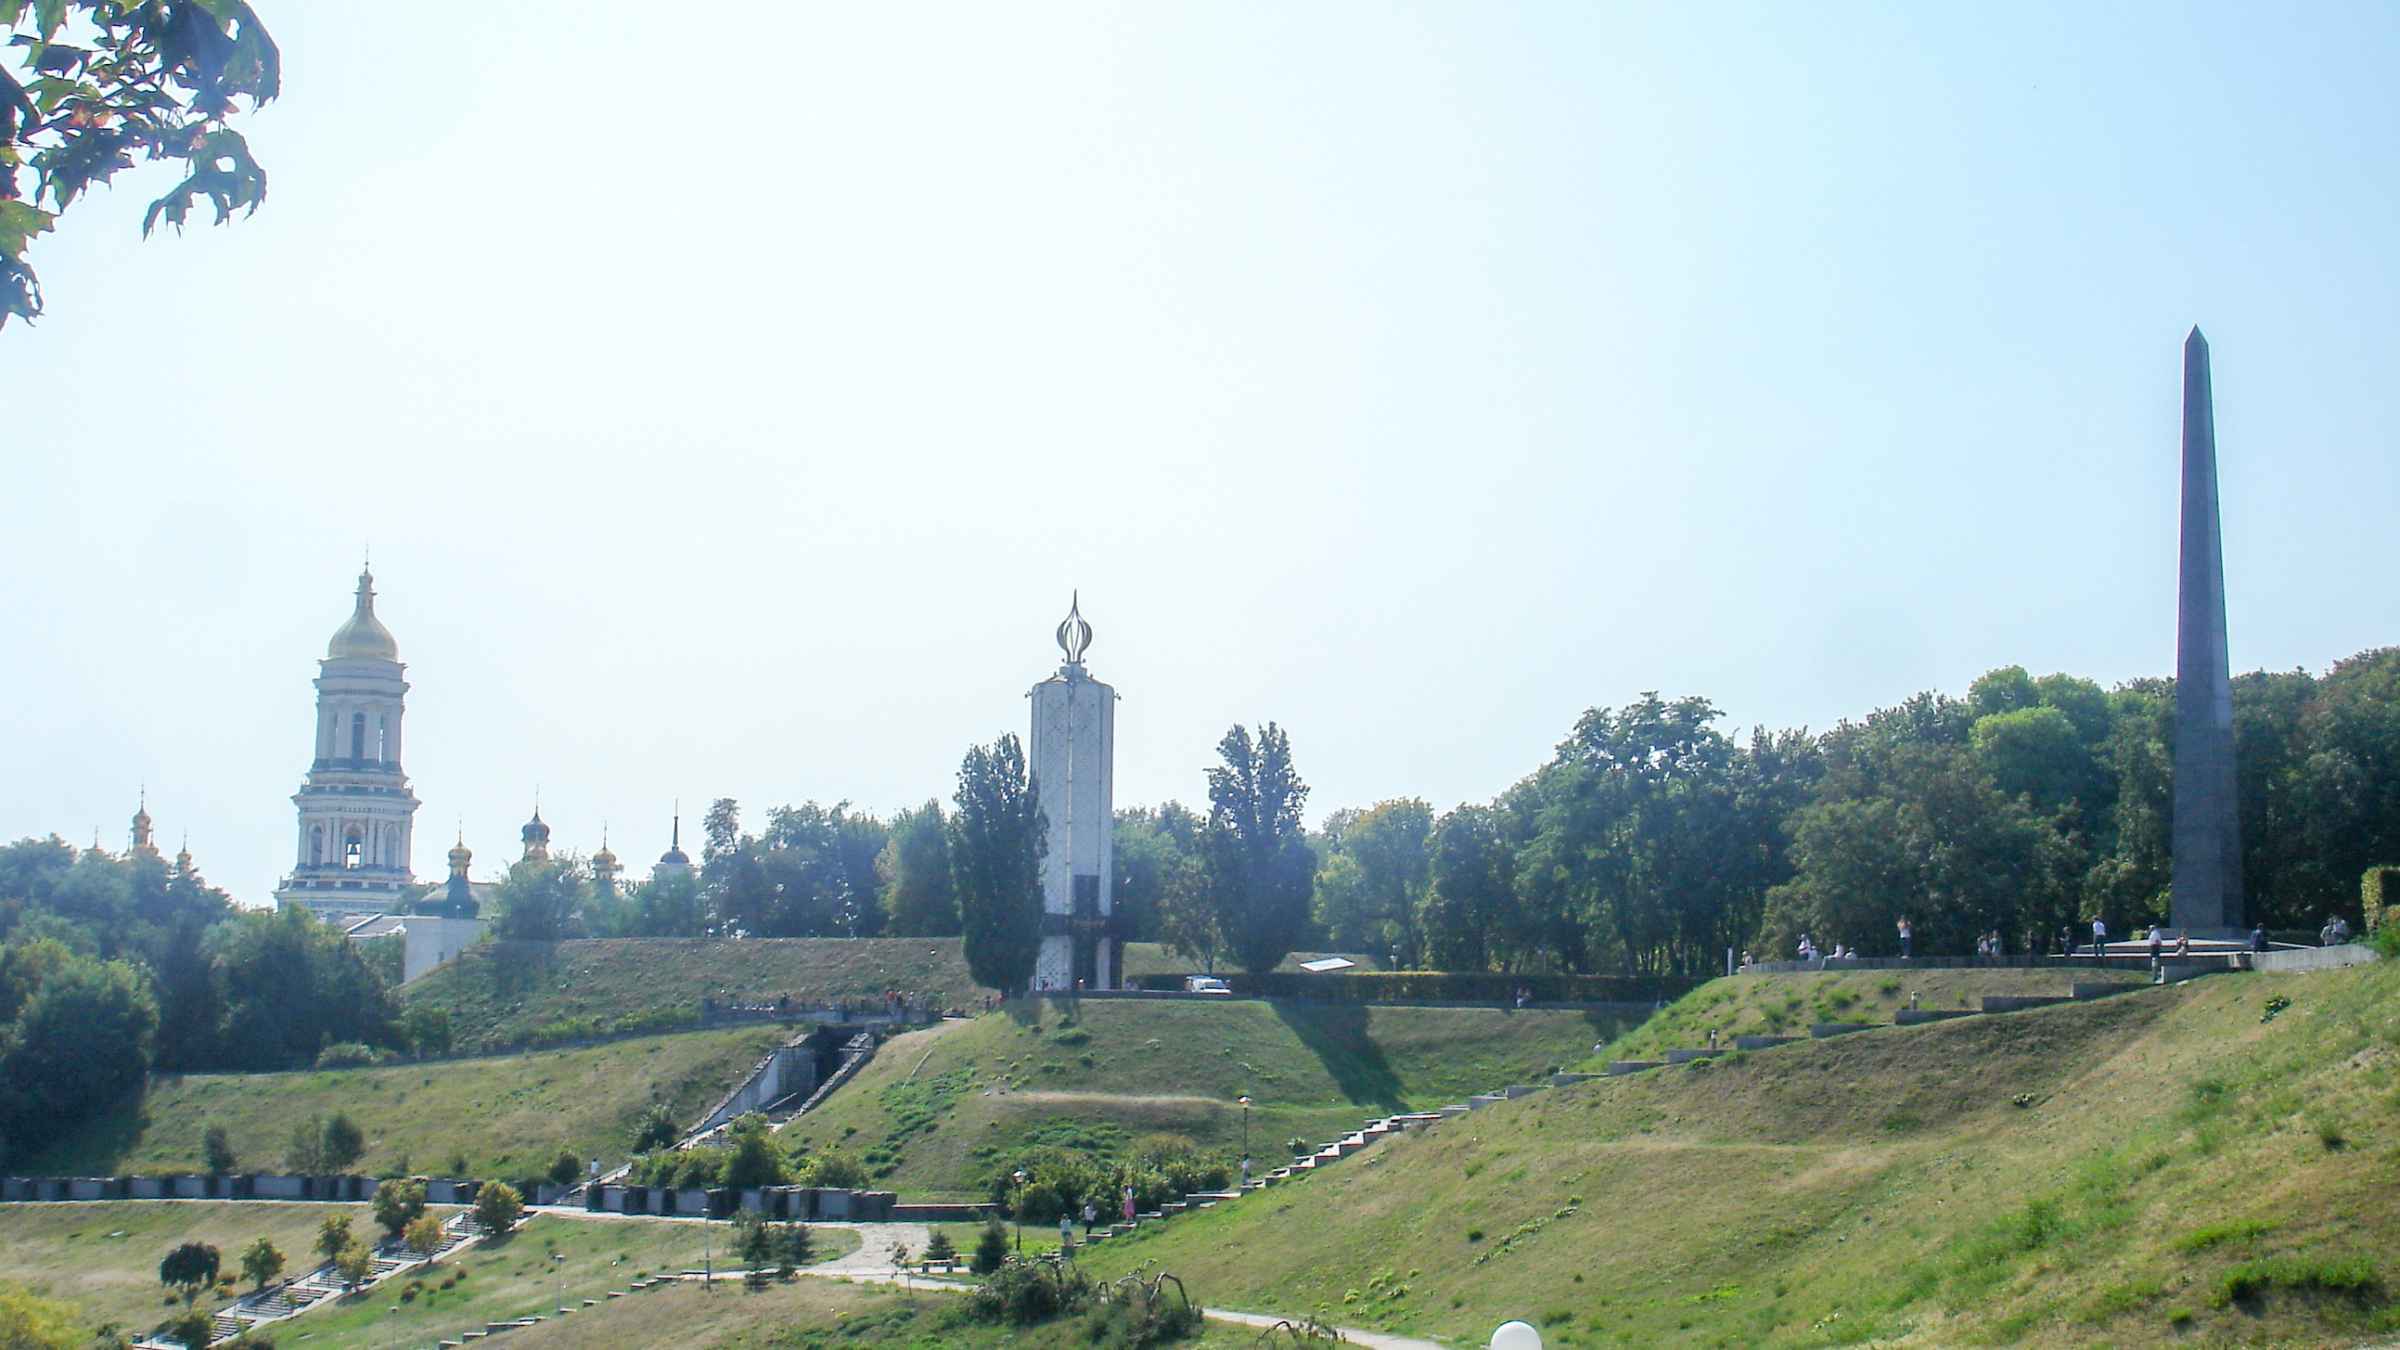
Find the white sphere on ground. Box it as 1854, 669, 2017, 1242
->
1492, 1320, 1544, 1350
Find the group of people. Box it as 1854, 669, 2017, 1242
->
2319, 915, 2355, 946
1790, 934, 1859, 965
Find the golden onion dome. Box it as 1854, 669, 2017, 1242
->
327, 568, 400, 661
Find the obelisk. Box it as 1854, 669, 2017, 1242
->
1028, 595, 1120, 990
2171, 327, 2244, 934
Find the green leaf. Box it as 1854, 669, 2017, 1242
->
32, 0, 66, 41
0, 197, 54, 260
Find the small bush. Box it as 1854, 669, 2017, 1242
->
2174, 1219, 2274, 1253
316, 1042, 386, 1069
971, 1220, 1010, 1276
2212, 1255, 2381, 1308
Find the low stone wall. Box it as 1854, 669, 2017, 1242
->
1982, 995, 2073, 1014
1892, 1009, 1978, 1026
1809, 1022, 1874, 1038
1734, 1035, 1801, 1051
2244, 943, 2380, 973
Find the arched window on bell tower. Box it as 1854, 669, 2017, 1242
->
350, 712, 366, 762
310, 825, 324, 865
377, 714, 389, 764
344, 827, 363, 870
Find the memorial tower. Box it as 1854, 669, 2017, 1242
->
2171, 328, 2244, 934
1028, 595, 1122, 989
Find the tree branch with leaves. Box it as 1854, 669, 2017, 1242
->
2, 0, 278, 327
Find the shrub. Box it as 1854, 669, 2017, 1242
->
158, 1242, 220, 1305
240, 1236, 286, 1290
403, 1214, 445, 1260
632, 1102, 680, 1152
315, 1215, 352, 1263
923, 1230, 959, 1265
547, 1148, 583, 1187
321, 1113, 366, 1172
162, 1308, 214, 1349
970, 1256, 1089, 1324
971, 1220, 1009, 1275
334, 1242, 375, 1287
201, 1125, 237, 1175
802, 1147, 868, 1190
473, 1181, 524, 1235
2364, 865, 2398, 932
315, 1042, 385, 1069
372, 1178, 427, 1239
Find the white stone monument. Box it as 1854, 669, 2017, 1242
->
275, 566, 421, 918
1028, 595, 1120, 990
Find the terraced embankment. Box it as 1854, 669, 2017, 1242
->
1085, 961, 2400, 1347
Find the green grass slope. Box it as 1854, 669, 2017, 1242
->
1088, 961, 2400, 1347
21, 1026, 788, 1180
1119, 943, 1382, 977
0, 1200, 375, 1341
407, 938, 994, 1051
784, 1000, 1632, 1201
1590, 964, 2150, 1064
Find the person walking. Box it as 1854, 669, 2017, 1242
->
2090, 915, 2109, 963
1081, 1200, 1098, 1237
1240, 1156, 1252, 1189
2148, 926, 2164, 972
2251, 923, 2270, 953
1121, 1185, 1135, 1225
1060, 1212, 1075, 1257
1898, 917, 1914, 960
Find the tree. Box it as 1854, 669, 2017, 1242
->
880, 801, 959, 937
201, 1123, 235, 1175
952, 735, 1045, 995
371, 1177, 425, 1239
0, 1, 280, 327
922, 1229, 958, 1266
489, 857, 587, 942
780, 1221, 814, 1272
1111, 806, 1199, 944
403, 1214, 444, 1263
547, 1147, 582, 1187
314, 1214, 351, 1264
0, 949, 157, 1160
238, 1237, 284, 1291
1420, 804, 1509, 971
162, 1307, 215, 1349
0, 1279, 84, 1350
721, 1113, 788, 1188
732, 1208, 778, 1271
971, 1218, 1009, 1275
320, 1112, 365, 1172
1313, 798, 1433, 968
473, 1180, 524, 1234
158, 1241, 219, 1305
333, 1241, 374, 1287
1201, 724, 1316, 974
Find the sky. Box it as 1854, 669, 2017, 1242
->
5, 3, 2397, 906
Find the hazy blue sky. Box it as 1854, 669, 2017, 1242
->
6, 3, 2396, 904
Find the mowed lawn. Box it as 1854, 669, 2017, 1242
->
288, 1212, 859, 1348
783, 1000, 1634, 1201
20, 1026, 788, 1180
407, 938, 995, 1051
497, 1272, 1260, 1349
1589, 963, 2151, 1063
1087, 961, 2400, 1347
0, 1200, 377, 1341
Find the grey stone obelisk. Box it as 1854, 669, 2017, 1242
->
2171, 327, 2244, 934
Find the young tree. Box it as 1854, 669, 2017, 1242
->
0, 2, 280, 328
922, 1229, 958, 1266
162, 1307, 214, 1349
284, 1116, 327, 1175
952, 735, 1045, 995
732, 1209, 778, 1271
201, 1124, 236, 1175
780, 1221, 814, 1272
970, 1218, 1010, 1275
880, 801, 960, 936
721, 1113, 788, 1188
1202, 724, 1316, 974
315, 1214, 352, 1264
0, 1280, 85, 1349
158, 1241, 219, 1305
473, 1180, 524, 1234
1314, 798, 1434, 968
320, 1112, 365, 1172
238, 1237, 284, 1291
632, 1101, 679, 1152
489, 858, 588, 942
333, 1241, 374, 1288
371, 1178, 426, 1240
403, 1214, 445, 1263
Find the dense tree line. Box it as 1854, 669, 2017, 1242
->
1293, 648, 2400, 977
0, 839, 407, 1167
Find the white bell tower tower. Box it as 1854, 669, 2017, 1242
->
274, 566, 420, 918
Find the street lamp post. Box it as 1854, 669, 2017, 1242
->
1012, 1170, 1028, 1255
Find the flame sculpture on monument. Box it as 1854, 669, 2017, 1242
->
1028, 593, 1122, 990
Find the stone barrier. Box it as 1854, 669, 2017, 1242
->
1664, 1049, 1724, 1064
1981, 995, 2072, 1014
2245, 944, 2379, 973
1548, 1072, 1597, 1086
1733, 1035, 1800, 1051
1605, 1060, 1663, 1076
1809, 1022, 1874, 1038
1892, 1009, 1979, 1026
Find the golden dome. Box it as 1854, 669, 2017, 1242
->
327, 568, 400, 661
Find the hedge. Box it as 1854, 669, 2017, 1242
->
2366, 865, 2399, 933
1129, 970, 1696, 1004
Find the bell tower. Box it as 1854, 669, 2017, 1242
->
275, 565, 421, 918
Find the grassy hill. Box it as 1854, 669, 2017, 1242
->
1119, 943, 1382, 977
0, 1204, 858, 1348
21, 1026, 788, 1181
406, 938, 994, 1051
1590, 964, 2149, 1063
0, 1200, 376, 1341
782, 1000, 1632, 1201
1084, 960, 2400, 1346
